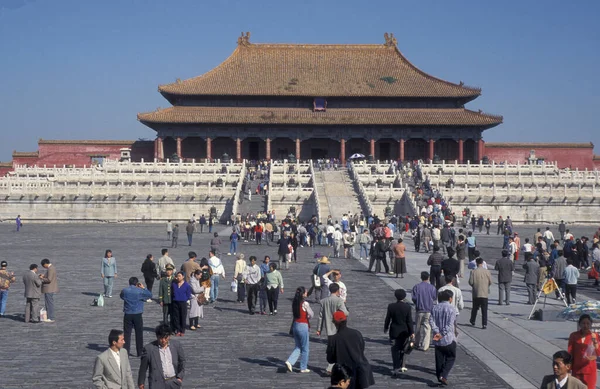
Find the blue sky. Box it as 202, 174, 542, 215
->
0, 0, 599, 161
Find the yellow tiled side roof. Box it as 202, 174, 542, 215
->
158, 42, 481, 98
138, 107, 502, 126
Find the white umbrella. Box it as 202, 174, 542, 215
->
349, 153, 365, 159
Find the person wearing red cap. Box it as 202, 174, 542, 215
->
326, 310, 375, 389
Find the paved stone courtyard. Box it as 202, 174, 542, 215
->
0, 222, 510, 389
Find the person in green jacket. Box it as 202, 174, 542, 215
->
158, 264, 175, 330
264, 263, 284, 315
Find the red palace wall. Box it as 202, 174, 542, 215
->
484, 142, 597, 170
8, 140, 154, 170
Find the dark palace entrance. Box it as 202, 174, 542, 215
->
248, 141, 259, 161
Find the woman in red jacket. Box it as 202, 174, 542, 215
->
568, 314, 600, 389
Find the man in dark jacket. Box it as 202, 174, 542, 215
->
427, 246, 444, 289
384, 289, 413, 377
327, 311, 375, 389
277, 232, 291, 270
523, 256, 540, 304
494, 250, 514, 305
441, 247, 460, 286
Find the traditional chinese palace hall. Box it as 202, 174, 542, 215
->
137, 33, 503, 164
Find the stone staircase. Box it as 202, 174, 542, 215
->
314, 169, 363, 221
238, 180, 267, 215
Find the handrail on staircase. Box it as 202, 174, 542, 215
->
308, 160, 321, 223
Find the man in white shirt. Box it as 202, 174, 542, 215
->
438, 275, 464, 318
157, 249, 175, 277
332, 228, 343, 258
508, 237, 518, 262
322, 269, 347, 302
543, 227, 555, 249
208, 250, 226, 303
92, 329, 135, 389
522, 238, 533, 259
326, 224, 335, 247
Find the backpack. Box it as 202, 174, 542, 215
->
382, 238, 393, 252
0, 272, 13, 289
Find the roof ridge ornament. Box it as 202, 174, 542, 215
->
238, 32, 251, 47
383, 32, 397, 47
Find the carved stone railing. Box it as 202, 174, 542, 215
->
231, 160, 247, 219
309, 160, 321, 222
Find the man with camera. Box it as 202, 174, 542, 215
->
120, 277, 152, 357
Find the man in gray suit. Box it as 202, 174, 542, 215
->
138, 324, 186, 389
494, 250, 514, 305
523, 255, 540, 304
92, 329, 135, 389
41, 258, 58, 322
23, 263, 42, 323
317, 283, 349, 373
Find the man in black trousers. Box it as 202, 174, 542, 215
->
384, 289, 414, 377
120, 277, 152, 357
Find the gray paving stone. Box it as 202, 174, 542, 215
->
0, 223, 509, 388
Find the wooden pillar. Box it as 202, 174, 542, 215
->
478, 139, 485, 161
399, 139, 405, 161
458, 139, 464, 163
265, 138, 271, 160
154, 138, 159, 160
295, 138, 301, 160
340, 138, 346, 165
429, 139, 435, 161
158, 137, 164, 160
236, 138, 242, 162
206, 137, 212, 161
176, 137, 182, 159
370, 139, 375, 158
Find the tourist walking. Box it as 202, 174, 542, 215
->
101, 249, 117, 298
210, 232, 222, 255
23, 263, 42, 323
468, 257, 492, 329
357, 230, 371, 260
392, 238, 407, 278
138, 324, 186, 388
16, 214, 22, 232
140, 254, 158, 301
120, 277, 152, 357
166, 220, 172, 240
259, 256, 270, 314
308, 256, 331, 303
0, 261, 16, 316
264, 263, 284, 315
185, 220, 194, 246
568, 314, 600, 389
494, 250, 514, 305
171, 224, 179, 248
278, 232, 291, 270
430, 289, 458, 386
326, 311, 375, 389
384, 289, 413, 376
245, 256, 261, 314
540, 350, 586, 389
158, 264, 175, 329
456, 235, 466, 278
564, 258, 580, 305
285, 286, 313, 373
411, 271, 437, 351
427, 246, 443, 289
92, 329, 135, 389
233, 253, 247, 303
208, 250, 225, 303
199, 214, 207, 233
466, 231, 476, 261
523, 255, 540, 305
40, 258, 58, 322
229, 230, 240, 255
440, 247, 460, 286
318, 283, 349, 373
171, 271, 192, 336
189, 269, 204, 330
